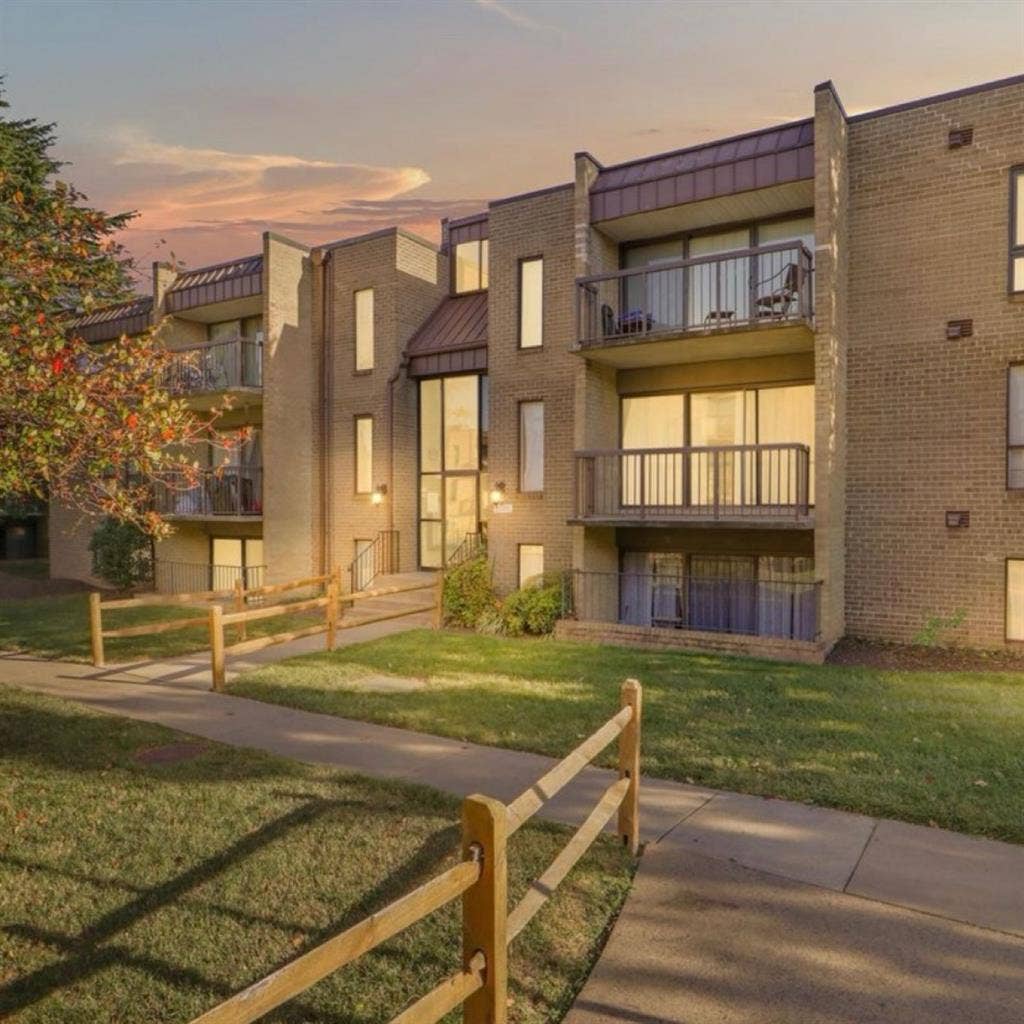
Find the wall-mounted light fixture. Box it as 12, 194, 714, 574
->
489, 481, 506, 505
371, 483, 388, 506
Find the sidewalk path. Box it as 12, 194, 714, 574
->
3, 654, 1023, 1022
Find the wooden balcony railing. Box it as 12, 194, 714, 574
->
154, 467, 263, 518
573, 444, 811, 523
163, 337, 263, 394
575, 241, 813, 348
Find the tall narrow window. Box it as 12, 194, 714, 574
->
355, 288, 374, 371
519, 400, 544, 492
519, 544, 544, 588
1008, 560, 1024, 640
355, 415, 373, 494
519, 257, 543, 348
454, 239, 488, 293
1012, 168, 1024, 294
1009, 366, 1024, 488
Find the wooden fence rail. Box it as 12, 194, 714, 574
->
187, 680, 642, 1024
89, 570, 445, 688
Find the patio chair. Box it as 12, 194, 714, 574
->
755, 262, 802, 319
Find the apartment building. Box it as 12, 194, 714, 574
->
52, 73, 1024, 660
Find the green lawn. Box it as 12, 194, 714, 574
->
0, 558, 49, 580
230, 630, 1024, 846
0, 685, 632, 1023
0, 593, 324, 663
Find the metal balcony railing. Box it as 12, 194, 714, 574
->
566, 569, 821, 642
574, 444, 811, 522
575, 242, 813, 348
163, 337, 263, 394
154, 467, 263, 517
154, 559, 266, 594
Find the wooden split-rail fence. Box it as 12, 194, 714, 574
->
89, 570, 444, 690
187, 680, 642, 1024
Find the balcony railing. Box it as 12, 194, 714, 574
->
154, 559, 266, 594
154, 467, 263, 517
567, 569, 820, 642
576, 242, 813, 348
574, 444, 811, 523
164, 337, 263, 395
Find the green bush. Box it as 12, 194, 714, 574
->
499, 572, 565, 637
89, 518, 152, 591
442, 554, 497, 628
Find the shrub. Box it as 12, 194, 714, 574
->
913, 608, 967, 647
442, 554, 497, 628
499, 572, 565, 637
89, 518, 152, 591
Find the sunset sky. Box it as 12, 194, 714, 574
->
3, 0, 1021, 277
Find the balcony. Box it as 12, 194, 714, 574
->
154, 467, 263, 519
571, 444, 812, 527
163, 337, 263, 406
575, 242, 813, 367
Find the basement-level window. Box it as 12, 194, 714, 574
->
1007, 560, 1024, 640
518, 544, 544, 588
1012, 167, 1024, 294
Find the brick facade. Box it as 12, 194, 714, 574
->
47, 74, 1024, 657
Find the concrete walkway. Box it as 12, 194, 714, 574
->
3, 655, 1023, 1021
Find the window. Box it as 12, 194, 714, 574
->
355, 415, 373, 494
1008, 560, 1024, 640
519, 544, 544, 587
211, 537, 264, 589
519, 258, 543, 348
519, 401, 544, 492
1009, 366, 1024, 488
454, 239, 488, 293
355, 288, 374, 371
1012, 168, 1024, 294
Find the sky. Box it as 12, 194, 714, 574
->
2, 0, 1022, 278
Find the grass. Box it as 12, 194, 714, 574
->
0, 684, 632, 1023
230, 630, 1024, 846
0, 558, 49, 580
0, 593, 325, 663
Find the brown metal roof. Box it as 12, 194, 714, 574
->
68, 296, 153, 343
590, 119, 814, 222
165, 254, 263, 312
406, 291, 488, 377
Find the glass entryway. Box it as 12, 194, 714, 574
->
418, 375, 488, 568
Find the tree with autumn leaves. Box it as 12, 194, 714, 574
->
0, 88, 216, 536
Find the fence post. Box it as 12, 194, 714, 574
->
433, 570, 444, 629
618, 678, 642, 856
234, 576, 247, 642
209, 604, 225, 692
89, 592, 105, 667
325, 575, 338, 652
462, 794, 508, 1024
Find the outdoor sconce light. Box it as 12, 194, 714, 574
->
371, 483, 387, 505
489, 482, 506, 505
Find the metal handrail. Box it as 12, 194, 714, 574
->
349, 529, 400, 592
164, 336, 263, 393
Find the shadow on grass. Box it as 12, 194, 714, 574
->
1, 782, 460, 1021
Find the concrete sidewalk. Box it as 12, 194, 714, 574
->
3, 655, 1023, 1020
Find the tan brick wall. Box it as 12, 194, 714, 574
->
318, 229, 443, 584
47, 502, 100, 585
812, 83, 850, 648
844, 79, 1024, 647
262, 232, 313, 584
485, 186, 577, 592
